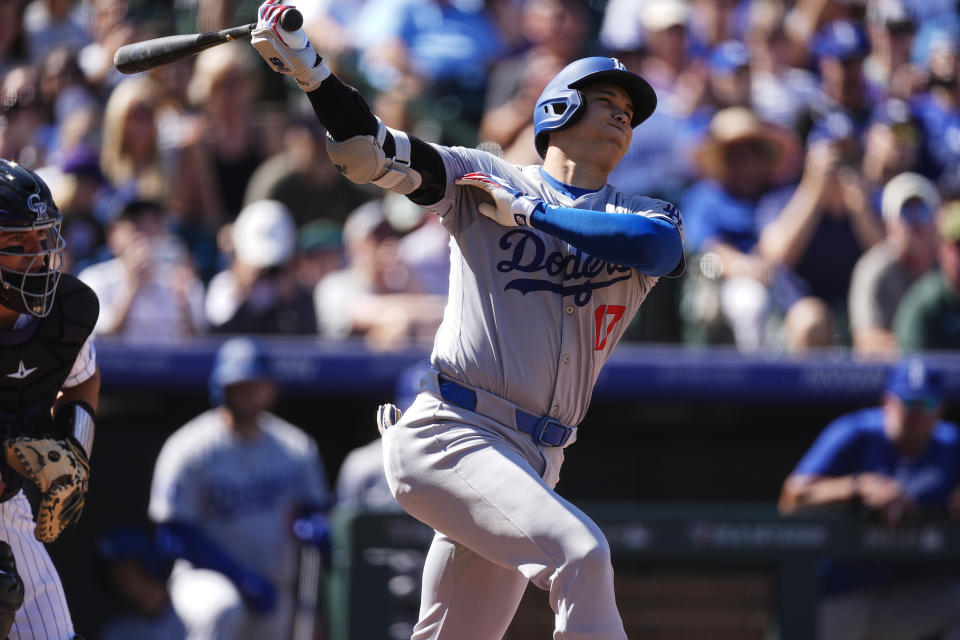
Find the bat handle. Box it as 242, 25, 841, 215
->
279, 8, 303, 32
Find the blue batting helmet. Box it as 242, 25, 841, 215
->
208, 337, 273, 406
533, 57, 657, 158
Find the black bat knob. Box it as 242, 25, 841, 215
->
279, 9, 303, 32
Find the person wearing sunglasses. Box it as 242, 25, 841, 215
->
779, 356, 960, 640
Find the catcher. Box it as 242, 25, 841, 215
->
0, 158, 99, 640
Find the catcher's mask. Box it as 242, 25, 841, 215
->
0, 159, 64, 317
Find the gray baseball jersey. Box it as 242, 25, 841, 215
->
149, 411, 327, 596
382, 147, 683, 640
428, 146, 679, 425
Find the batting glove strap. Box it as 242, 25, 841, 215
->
510, 196, 542, 228
455, 172, 545, 228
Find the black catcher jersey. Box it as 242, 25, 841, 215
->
0, 274, 98, 500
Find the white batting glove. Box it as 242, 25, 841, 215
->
250, 0, 330, 91
455, 172, 543, 227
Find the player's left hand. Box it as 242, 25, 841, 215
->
3, 437, 90, 542
455, 172, 544, 228
250, 1, 329, 91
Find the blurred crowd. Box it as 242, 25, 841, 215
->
2, 0, 958, 354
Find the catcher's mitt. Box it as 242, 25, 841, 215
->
3, 438, 90, 543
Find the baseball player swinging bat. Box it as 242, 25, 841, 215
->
113, 8, 303, 74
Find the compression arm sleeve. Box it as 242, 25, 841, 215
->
530, 205, 683, 276
156, 522, 257, 586
306, 76, 446, 205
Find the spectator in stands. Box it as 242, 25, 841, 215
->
0, 0, 27, 80
149, 337, 329, 640
680, 107, 801, 351
315, 197, 446, 350
23, 0, 91, 64
758, 111, 886, 348
291, 218, 344, 294
205, 199, 316, 335
604, 1, 701, 202
848, 172, 941, 355
78, 199, 206, 340
96, 526, 185, 640
242, 116, 372, 228
352, 0, 508, 139
57, 146, 110, 272
634, 0, 698, 109
76, 0, 138, 91
861, 98, 925, 196
782, 0, 865, 57
911, 25, 960, 185
688, 0, 743, 54
779, 356, 960, 640
179, 42, 265, 214
100, 75, 168, 204
0, 64, 45, 168
863, 0, 924, 100
36, 44, 98, 163
745, 0, 819, 131
808, 20, 875, 132
479, 0, 587, 161
174, 42, 269, 229
894, 199, 960, 350
174, 42, 272, 280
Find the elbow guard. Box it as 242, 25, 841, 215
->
326, 118, 423, 195
54, 400, 95, 457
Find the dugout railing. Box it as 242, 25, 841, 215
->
327, 504, 960, 640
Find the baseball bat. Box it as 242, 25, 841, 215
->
114, 8, 304, 74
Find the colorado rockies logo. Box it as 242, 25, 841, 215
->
27, 194, 48, 220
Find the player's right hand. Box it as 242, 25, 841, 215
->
455, 172, 544, 228
250, 0, 330, 92
238, 572, 277, 613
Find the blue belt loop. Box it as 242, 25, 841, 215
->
437, 375, 572, 447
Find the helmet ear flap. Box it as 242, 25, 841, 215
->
533, 87, 584, 158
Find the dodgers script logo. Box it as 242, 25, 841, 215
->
497, 229, 631, 306
27, 194, 48, 220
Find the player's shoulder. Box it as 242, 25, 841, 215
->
441, 145, 524, 177
162, 410, 226, 455
825, 407, 884, 438
53, 273, 99, 334
261, 413, 318, 454
625, 192, 681, 216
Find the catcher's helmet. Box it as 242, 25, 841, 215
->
208, 337, 273, 406
0, 159, 64, 317
533, 57, 657, 158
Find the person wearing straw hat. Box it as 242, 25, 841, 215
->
681, 106, 801, 350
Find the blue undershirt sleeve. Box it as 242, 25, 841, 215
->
529, 204, 683, 276
156, 521, 257, 585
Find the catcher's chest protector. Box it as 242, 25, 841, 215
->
0, 274, 98, 501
